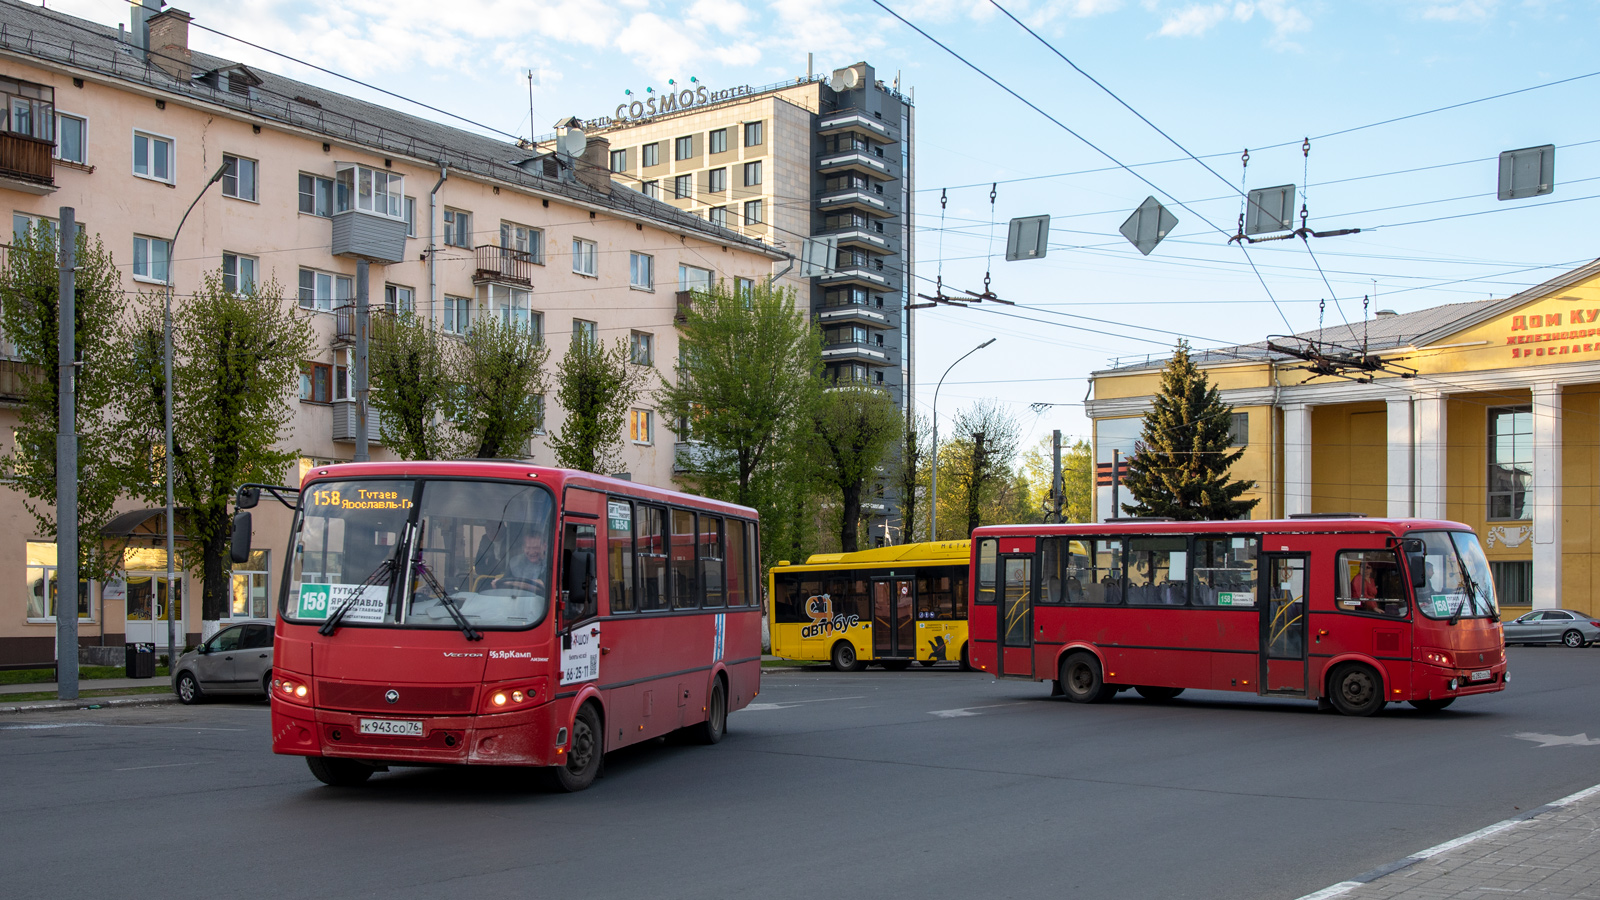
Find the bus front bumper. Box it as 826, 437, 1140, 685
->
272, 699, 567, 767
1413, 661, 1508, 699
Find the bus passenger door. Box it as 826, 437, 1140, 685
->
1260, 554, 1308, 695
871, 579, 915, 658
997, 555, 1034, 678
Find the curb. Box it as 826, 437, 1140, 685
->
0, 694, 179, 715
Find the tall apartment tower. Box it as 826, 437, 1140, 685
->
595, 62, 915, 543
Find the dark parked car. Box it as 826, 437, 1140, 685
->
1502, 609, 1599, 648
171, 621, 274, 703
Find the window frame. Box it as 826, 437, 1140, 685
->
608, 497, 637, 614
443, 208, 473, 249
744, 120, 763, 147
674, 135, 694, 161
24, 541, 93, 624
673, 174, 693, 200
572, 237, 598, 277
707, 167, 727, 193
131, 234, 171, 284
384, 283, 415, 315
442, 294, 472, 334
297, 267, 353, 312
629, 251, 654, 290
299, 361, 333, 404
743, 199, 763, 225
609, 148, 627, 172
404, 196, 417, 237
709, 128, 728, 155
131, 129, 175, 184
743, 160, 762, 186
641, 142, 660, 167
298, 173, 334, 217
708, 206, 728, 228
53, 110, 86, 164
1491, 559, 1532, 608
221, 153, 258, 202
222, 252, 258, 295
630, 408, 654, 445
1487, 405, 1533, 521
630, 330, 654, 366
1332, 547, 1411, 620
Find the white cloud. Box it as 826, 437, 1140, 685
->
1156, 0, 1309, 48
1158, 3, 1231, 36
1414, 0, 1500, 21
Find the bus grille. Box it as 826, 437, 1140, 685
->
316, 681, 477, 715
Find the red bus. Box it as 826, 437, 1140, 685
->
966, 517, 1506, 716
236, 462, 762, 790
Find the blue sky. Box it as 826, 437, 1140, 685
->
49, 0, 1600, 457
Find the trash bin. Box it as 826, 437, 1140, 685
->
125, 642, 155, 679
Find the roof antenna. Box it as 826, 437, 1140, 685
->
526, 68, 538, 148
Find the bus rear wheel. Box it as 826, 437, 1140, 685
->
958, 643, 973, 672
1328, 663, 1385, 717
1059, 652, 1116, 704
831, 641, 865, 672
546, 704, 602, 792
306, 756, 374, 787
919, 660, 937, 668
1409, 697, 1455, 712
881, 659, 911, 671
1135, 686, 1185, 702
690, 678, 727, 745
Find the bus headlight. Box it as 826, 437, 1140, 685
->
272, 675, 313, 707
1448, 678, 1459, 690
480, 680, 544, 714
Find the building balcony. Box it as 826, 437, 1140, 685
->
817, 305, 891, 328
822, 341, 890, 364
817, 150, 892, 179
673, 440, 713, 475
331, 209, 407, 264
0, 357, 38, 403
817, 111, 893, 142
817, 188, 893, 217
331, 400, 382, 445
816, 266, 892, 290
828, 228, 890, 252
473, 245, 537, 286
0, 133, 56, 193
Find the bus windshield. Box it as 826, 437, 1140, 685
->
285, 478, 556, 630
1409, 530, 1498, 620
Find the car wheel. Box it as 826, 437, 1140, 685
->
1408, 697, 1455, 712
175, 671, 203, 705
306, 756, 374, 786
1134, 686, 1185, 701
1058, 652, 1116, 704
1328, 663, 1385, 716
830, 641, 865, 673
261, 670, 273, 698
690, 679, 727, 745
546, 703, 602, 792
1562, 629, 1585, 648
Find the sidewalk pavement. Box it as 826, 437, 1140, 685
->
1300, 783, 1600, 900
0, 676, 166, 696
0, 676, 177, 714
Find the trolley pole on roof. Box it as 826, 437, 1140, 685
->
56, 207, 78, 700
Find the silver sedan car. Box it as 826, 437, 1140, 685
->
1502, 609, 1600, 648
171, 621, 275, 703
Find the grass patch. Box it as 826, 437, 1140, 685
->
1, 685, 173, 704
0, 665, 169, 685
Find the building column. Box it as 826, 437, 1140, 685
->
1283, 403, 1311, 516
1386, 397, 1413, 519
1413, 392, 1448, 520
1531, 382, 1563, 610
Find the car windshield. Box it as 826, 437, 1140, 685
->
1409, 530, 1498, 619
284, 478, 555, 630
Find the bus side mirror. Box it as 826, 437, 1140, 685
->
235, 486, 261, 510
1409, 556, 1427, 590
230, 511, 252, 564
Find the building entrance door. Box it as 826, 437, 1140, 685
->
123, 573, 184, 650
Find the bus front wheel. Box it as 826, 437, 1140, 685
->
1059, 652, 1116, 704
306, 756, 374, 787
1328, 663, 1385, 717
831, 641, 865, 672
546, 704, 603, 792
1409, 697, 1455, 712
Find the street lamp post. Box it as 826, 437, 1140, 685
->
164, 161, 229, 668
929, 338, 995, 541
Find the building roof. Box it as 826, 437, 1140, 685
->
1096, 257, 1600, 375
0, 0, 782, 258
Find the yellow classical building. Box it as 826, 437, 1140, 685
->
1087, 258, 1600, 615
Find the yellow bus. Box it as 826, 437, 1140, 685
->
769, 541, 972, 672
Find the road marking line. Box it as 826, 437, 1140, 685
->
1512, 731, 1600, 747
1291, 780, 1600, 900
115, 762, 199, 771
0, 722, 104, 730
929, 702, 1030, 718
744, 696, 865, 711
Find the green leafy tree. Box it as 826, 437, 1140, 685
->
369, 312, 460, 460
1121, 341, 1259, 520
809, 385, 901, 553
119, 273, 314, 626
1021, 436, 1093, 523
455, 318, 549, 459
933, 400, 1022, 539
549, 334, 649, 474
894, 413, 930, 543
0, 224, 128, 583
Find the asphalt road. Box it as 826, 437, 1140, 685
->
5, 647, 1600, 900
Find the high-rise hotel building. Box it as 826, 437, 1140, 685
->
593, 62, 915, 540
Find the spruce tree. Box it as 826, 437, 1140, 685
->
1121, 341, 1259, 521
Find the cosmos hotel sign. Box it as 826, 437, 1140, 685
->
589, 83, 755, 128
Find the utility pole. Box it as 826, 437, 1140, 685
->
967, 431, 987, 537
354, 260, 370, 462
1111, 448, 1121, 521
56, 207, 78, 701
1050, 429, 1063, 524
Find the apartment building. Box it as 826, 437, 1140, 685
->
0, 1, 782, 663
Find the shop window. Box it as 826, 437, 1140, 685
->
231, 549, 271, 619
25, 541, 91, 622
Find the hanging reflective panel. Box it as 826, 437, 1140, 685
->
1244, 184, 1296, 235
1119, 197, 1178, 256
1005, 215, 1051, 261
1497, 145, 1554, 201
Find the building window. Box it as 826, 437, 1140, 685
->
231, 549, 271, 619
385, 284, 415, 314
479, 283, 537, 332
573, 318, 598, 346
297, 268, 352, 312
1228, 412, 1249, 447
744, 121, 763, 147
708, 167, 727, 193
709, 128, 728, 154
3, 79, 55, 142
404, 196, 416, 237
743, 161, 762, 187
572, 237, 598, 277
444, 208, 472, 248
25, 542, 90, 622
132, 131, 173, 183
221, 154, 258, 202
675, 135, 694, 160
708, 206, 727, 227
734, 277, 755, 302
630, 331, 654, 366
298, 173, 334, 217
335, 163, 405, 219
641, 180, 659, 200
1487, 406, 1532, 520
442, 295, 472, 334
132, 235, 170, 283
642, 142, 660, 167
1491, 560, 1532, 607
500, 221, 543, 263
630, 252, 653, 290
674, 174, 692, 199
630, 409, 653, 444
222, 253, 258, 294
610, 148, 627, 172
743, 199, 763, 225
299, 362, 332, 403
54, 112, 86, 164
679, 264, 713, 292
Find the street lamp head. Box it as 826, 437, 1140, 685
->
978, 338, 996, 349
206, 161, 230, 186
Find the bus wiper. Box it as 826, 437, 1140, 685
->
319, 555, 399, 636
410, 521, 482, 642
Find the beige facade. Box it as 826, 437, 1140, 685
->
0, 3, 781, 663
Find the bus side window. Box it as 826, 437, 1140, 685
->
1126, 536, 1188, 606
1335, 549, 1409, 618
700, 515, 725, 608
671, 509, 699, 609
1038, 537, 1064, 604
638, 506, 669, 611
564, 523, 598, 622
608, 498, 635, 613
725, 519, 747, 607
976, 538, 997, 604
953, 570, 968, 619
1075, 539, 1122, 604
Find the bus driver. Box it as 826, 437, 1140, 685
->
498, 532, 549, 593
